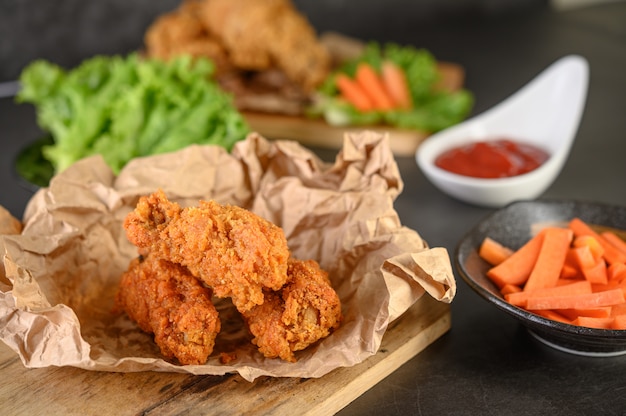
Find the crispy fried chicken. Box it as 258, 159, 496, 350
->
123, 190, 290, 312
115, 254, 221, 365
243, 258, 342, 362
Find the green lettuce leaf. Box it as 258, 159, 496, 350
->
16, 53, 249, 175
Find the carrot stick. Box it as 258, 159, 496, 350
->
335, 74, 374, 112
611, 314, 626, 330
523, 227, 573, 292
608, 262, 626, 282
601, 231, 626, 256
573, 235, 605, 261
500, 284, 522, 295
478, 237, 514, 266
526, 288, 626, 310
533, 309, 571, 324
611, 302, 626, 316
486, 230, 546, 288
381, 60, 412, 109
573, 316, 614, 329
581, 259, 608, 285
557, 307, 611, 320
354, 63, 395, 110
569, 218, 626, 265
505, 280, 592, 308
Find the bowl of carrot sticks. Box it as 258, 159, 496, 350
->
455, 199, 626, 356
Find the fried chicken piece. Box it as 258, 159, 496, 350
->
115, 254, 221, 365
242, 258, 342, 362
199, 0, 331, 90
144, 0, 231, 72
124, 190, 290, 312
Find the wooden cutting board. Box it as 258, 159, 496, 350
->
0, 295, 450, 416
244, 111, 431, 156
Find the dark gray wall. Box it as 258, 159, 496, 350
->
0, 0, 547, 82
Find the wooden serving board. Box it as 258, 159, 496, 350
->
244, 111, 431, 156
0, 295, 450, 416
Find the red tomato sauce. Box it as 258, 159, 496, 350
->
434, 139, 550, 179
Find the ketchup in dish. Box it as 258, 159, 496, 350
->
434, 139, 550, 179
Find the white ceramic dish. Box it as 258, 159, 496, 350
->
416, 55, 589, 208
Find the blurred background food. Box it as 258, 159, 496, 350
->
0, 0, 551, 85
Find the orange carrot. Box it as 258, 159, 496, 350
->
381, 60, 412, 109
601, 231, 626, 256
505, 280, 592, 308
478, 237, 514, 266
573, 235, 605, 261
335, 74, 374, 111
500, 284, 522, 295
571, 245, 596, 270
611, 302, 626, 316
608, 262, 626, 282
573, 316, 614, 329
486, 230, 546, 288
569, 218, 626, 265
611, 314, 626, 330
557, 307, 611, 320
560, 263, 582, 280
534, 309, 571, 324
582, 259, 608, 285
523, 227, 573, 292
526, 288, 625, 310
354, 63, 395, 110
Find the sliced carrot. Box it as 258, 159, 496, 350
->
571, 245, 596, 270
601, 231, 626, 256
569, 218, 626, 265
523, 227, 573, 292
557, 307, 611, 320
560, 263, 582, 280
478, 237, 514, 266
381, 60, 412, 109
573, 235, 605, 261
486, 230, 546, 288
505, 280, 592, 308
611, 314, 626, 330
608, 262, 626, 282
581, 259, 608, 285
533, 309, 571, 324
354, 63, 395, 110
526, 288, 626, 310
500, 283, 522, 295
335, 74, 374, 111
611, 302, 626, 317
573, 316, 614, 329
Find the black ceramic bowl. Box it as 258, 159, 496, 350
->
455, 199, 626, 356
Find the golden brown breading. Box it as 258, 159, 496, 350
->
144, 0, 330, 93
123, 190, 290, 312
115, 254, 221, 365
242, 258, 342, 362
198, 0, 331, 90
144, 0, 230, 72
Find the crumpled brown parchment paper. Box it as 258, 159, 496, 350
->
0, 131, 455, 382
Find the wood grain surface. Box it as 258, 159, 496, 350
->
0, 295, 450, 416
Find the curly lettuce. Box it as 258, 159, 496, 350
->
16, 53, 249, 174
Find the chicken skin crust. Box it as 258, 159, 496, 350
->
242, 258, 342, 362
115, 254, 221, 365
123, 190, 290, 312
